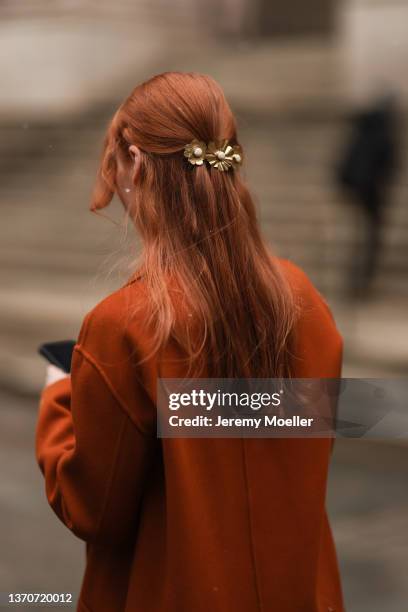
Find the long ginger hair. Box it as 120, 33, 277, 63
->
91, 72, 295, 377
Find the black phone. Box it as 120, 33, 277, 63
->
38, 340, 76, 373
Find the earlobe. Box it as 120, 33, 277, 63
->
128, 144, 140, 160
128, 145, 141, 183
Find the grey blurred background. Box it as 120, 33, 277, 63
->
0, 1, 407, 610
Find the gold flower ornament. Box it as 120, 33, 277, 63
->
206, 140, 233, 171
184, 139, 243, 171
184, 140, 207, 166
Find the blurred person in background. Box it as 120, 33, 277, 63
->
336, 93, 399, 299
36, 72, 344, 612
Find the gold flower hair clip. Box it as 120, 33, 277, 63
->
184, 139, 243, 172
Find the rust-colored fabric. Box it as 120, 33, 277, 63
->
36, 260, 344, 612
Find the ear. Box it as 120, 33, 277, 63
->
128, 145, 141, 183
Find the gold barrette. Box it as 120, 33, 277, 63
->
184, 139, 243, 171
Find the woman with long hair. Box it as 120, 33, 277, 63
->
36, 72, 344, 612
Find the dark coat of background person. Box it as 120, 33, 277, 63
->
336, 95, 399, 296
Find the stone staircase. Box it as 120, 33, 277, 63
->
245, 116, 408, 297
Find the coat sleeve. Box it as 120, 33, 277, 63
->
36, 343, 156, 547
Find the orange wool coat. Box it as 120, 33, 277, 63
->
36, 260, 344, 612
